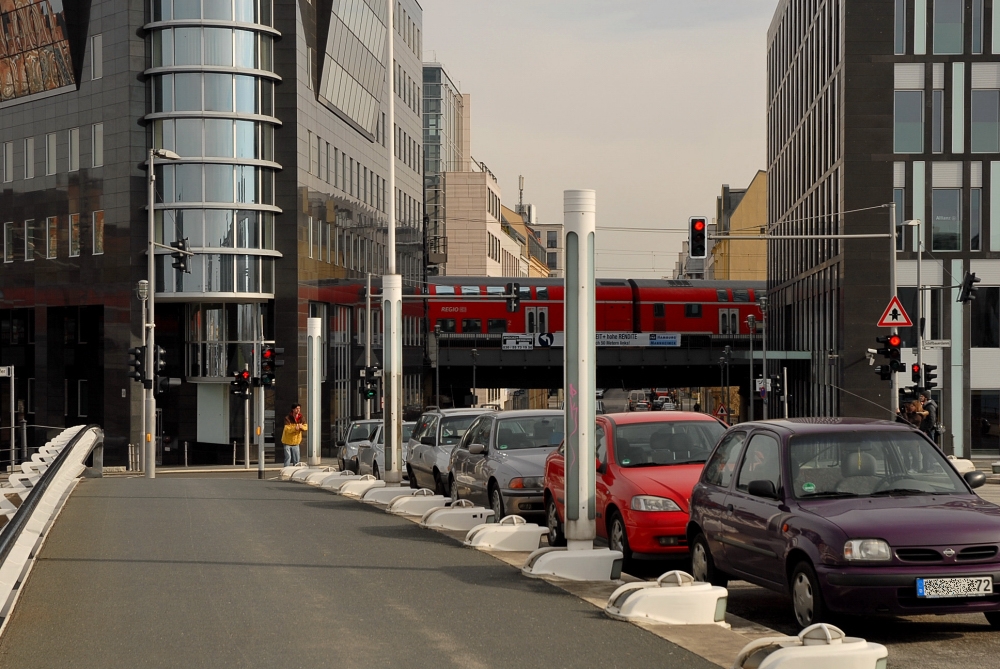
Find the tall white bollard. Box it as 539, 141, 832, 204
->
383, 274, 404, 484
306, 317, 322, 466
563, 190, 597, 550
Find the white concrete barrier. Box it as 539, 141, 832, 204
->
386, 490, 448, 516
360, 485, 411, 505
605, 570, 729, 627
318, 472, 366, 492
303, 467, 339, 485
732, 623, 887, 669
521, 546, 624, 581
464, 515, 548, 552
279, 464, 306, 481
419, 499, 492, 531
339, 477, 384, 498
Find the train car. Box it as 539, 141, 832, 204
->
629, 279, 765, 335
426, 277, 565, 334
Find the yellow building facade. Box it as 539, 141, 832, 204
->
711, 170, 767, 280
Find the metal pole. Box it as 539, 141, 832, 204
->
916, 220, 923, 381
435, 328, 441, 407
8, 374, 13, 469
365, 273, 371, 420
307, 318, 322, 466
563, 189, 597, 550
20, 418, 26, 462
138, 297, 147, 473
783, 366, 789, 419
244, 363, 250, 469
889, 202, 899, 415
748, 323, 754, 422
145, 148, 157, 479
471, 348, 477, 406
761, 296, 768, 420
257, 314, 265, 480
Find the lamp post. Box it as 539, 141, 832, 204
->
905, 219, 923, 378
759, 294, 768, 420
471, 348, 478, 407
746, 314, 756, 422
434, 323, 442, 407
145, 148, 181, 479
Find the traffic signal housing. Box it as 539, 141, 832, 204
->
769, 373, 783, 397
154, 345, 166, 375
170, 238, 191, 273
958, 271, 981, 304
230, 369, 251, 399
506, 282, 520, 313
261, 345, 283, 386
361, 366, 379, 399
911, 363, 921, 385
924, 364, 938, 391
128, 347, 146, 382
689, 217, 707, 259
876, 334, 905, 372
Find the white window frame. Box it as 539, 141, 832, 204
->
24, 137, 34, 179
92, 123, 104, 167
2, 142, 11, 183
45, 132, 56, 175
92, 34, 103, 80
92, 210, 104, 255
69, 127, 80, 172
46, 216, 57, 259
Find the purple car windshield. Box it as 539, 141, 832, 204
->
790, 431, 966, 498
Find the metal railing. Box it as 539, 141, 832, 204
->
0, 423, 67, 472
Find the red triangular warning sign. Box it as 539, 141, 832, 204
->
877, 296, 913, 328
715, 404, 728, 417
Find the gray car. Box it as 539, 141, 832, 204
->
448, 409, 563, 521
337, 419, 381, 473
406, 408, 487, 494
357, 422, 415, 479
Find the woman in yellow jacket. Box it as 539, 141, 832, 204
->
282, 404, 307, 466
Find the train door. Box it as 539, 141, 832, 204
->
526, 308, 537, 333
719, 309, 740, 335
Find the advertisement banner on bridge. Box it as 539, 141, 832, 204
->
595, 332, 681, 347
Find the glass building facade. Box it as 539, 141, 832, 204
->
422, 63, 465, 274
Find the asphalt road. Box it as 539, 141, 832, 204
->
0, 478, 716, 669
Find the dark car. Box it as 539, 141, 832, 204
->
687, 418, 995, 628
449, 409, 564, 520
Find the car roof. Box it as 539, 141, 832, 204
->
732, 417, 910, 435
483, 409, 563, 419
602, 411, 722, 426
427, 408, 487, 417
352, 419, 381, 425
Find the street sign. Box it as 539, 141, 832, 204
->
537, 332, 555, 347
755, 378, 770, 396
715, 404, 728, 418
595, 332, 682, 347
923, 339, 951, 349
502, 334, 534, 351
877, 296, 913, 328
0, 366, 11, 377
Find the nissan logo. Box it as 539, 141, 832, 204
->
943, 548, 956, 558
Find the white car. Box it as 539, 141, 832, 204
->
357, 422, 415, 479
337, 419, 381, 473
405, 408, 486, 494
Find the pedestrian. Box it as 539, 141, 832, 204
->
693, 402, 701, 413
282, 403, 307, 467
919, 390, 939, 446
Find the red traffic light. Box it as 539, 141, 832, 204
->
911, 363, 920, 373
693, 220, 705, 231
888, 335, 901, 347
240, 370, 250, 380
263, 349, 273, 359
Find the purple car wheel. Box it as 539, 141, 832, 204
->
791, 562, 827, 627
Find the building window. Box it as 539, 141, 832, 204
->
894, 0, 906, 54
973, 0, 984, 54
971, 286, 999, 347
546, 230, 557, 249
894, 91, 923, 152
931, 188, 961, 251
68, 128, 79, 172
24, 219, 35, 261
972, 391, 1000, 453
307, 215, 313, 258
93, 211, 104, 255
546, 252, 557, 269
45, 133, 56, 175
92, 34, 103, 79
932, 90, 944, 153
2, 142, 10, 182
893, 187, 905, 250
46, 217, 57, 259
69, 213, 80, 257
972, 188, 983, 251
933, 0, 963, 54
24, 137, 34, 179
92, 123, 104, 167
971, 90, 999, 152
3, 222, 12, 262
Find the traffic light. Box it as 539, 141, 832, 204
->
958, 271, 981, 304
769, 373, 783, 397
260, 344, 283, 386
911, 363, 921, 385
128, 346, 146, 382
230, 369, 251, 399
506, 282, 520, 313
689, 217, 707, 259
154, 345, 166, 375
361, 366, 378, 399
170, 238, 190, 273
874, 364, 893, 381
924, 364, 938, 391
876, 334, 904, 372
155, 376, 181, 396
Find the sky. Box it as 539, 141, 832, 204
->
420, 0, 777, 277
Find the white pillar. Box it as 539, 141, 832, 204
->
383, 274, 403, 484
307, 317, 322, 465
563, 190, 597, 550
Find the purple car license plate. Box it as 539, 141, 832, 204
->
916, 576, 993, 598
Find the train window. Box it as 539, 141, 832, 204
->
733, 289, 750, 302
716, 290, 729, 302
487, 319, 507, 333
685, 304, 702, 318
527, 311, 536, 333
653, 303, 665, 318
486, 286, 504, 295
461, 286, 481, 295
437, 318, 456, 333
434, 285, 455, 295
518, 285, 531, 298
462, 318, 483, 333
536, 287, 548, 300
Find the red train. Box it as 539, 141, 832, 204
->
424, 278, 764, 336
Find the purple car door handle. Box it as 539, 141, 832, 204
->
726, 504, 734, 513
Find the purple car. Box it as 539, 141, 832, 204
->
687, 418, 995, 627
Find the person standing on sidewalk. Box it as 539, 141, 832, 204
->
282, 404, 307, 466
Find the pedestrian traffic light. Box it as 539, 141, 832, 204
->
958, 271, 981, 304
689, 217, 707, 259
154, 345, 166, 375
769, 373, 783, 397
261, 344, 283, 386
128, 346, 146, 382
170, 238, 190, 273
361, 366, 378, 399
924, 363, 938, 391
506, 282, 520, 313
230, 369, 251, 399
874, 365, 893, 381
155, 376, 181, 396
911, 363, 921, 385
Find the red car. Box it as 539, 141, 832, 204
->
543, 412, 726, 566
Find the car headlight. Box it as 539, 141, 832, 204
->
843, 539, 892, 562
630, 495, 682, 512
508, 476, 543, 489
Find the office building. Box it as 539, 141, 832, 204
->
767, 0, 1000, 456
0, 0, 425, 463
709, 172, 767, 281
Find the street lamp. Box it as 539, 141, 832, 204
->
758, 294, 768, 420
471, 348, 478, 407
434, 323, 442, 408
145, 147, 181, 479
905, 219, 923, 379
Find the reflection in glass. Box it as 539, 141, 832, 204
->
205, 119, 234, 157
263, 212, 274, 249
175, 164, 203, 202
205, 164, 235, 202
174, 28, 201, 66
972, 188, 983, 251
180, 254, 204, 292
932, 90, 944, 153
205, 73, 234, 111
971, 287, 1000, 347
205, 210, 234, 247
235, 75, 256, 113
933, 0, 963, 55
261, 79, 273, 115
235, 0, 255, 23
206, 253, 235, 291
236, 165, 256, 203
261, 124, 273, 160
174, 73, 202, 111
235, 120, 255, 158
177, 209, 204, 246
262, 256, 273, 293
236, 255, 258, 292
154, 74, 173, 112
931, 188, 961, 251
971, 90, 1000, 153
173, 0, 200, 20
234, 30, 256, 68
204, 0, 233, 21
894, 91, 923, 153
175, 118, 202, 157
205, 28, 234, 66
236, 210, 258, 248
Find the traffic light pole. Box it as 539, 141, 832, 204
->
145, 148, 157, 479
244, 363, 250, 470
365, 273, 371, 421
889, 202, 899, 415
915, 219, 923, 386
257, 315, 265, 479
